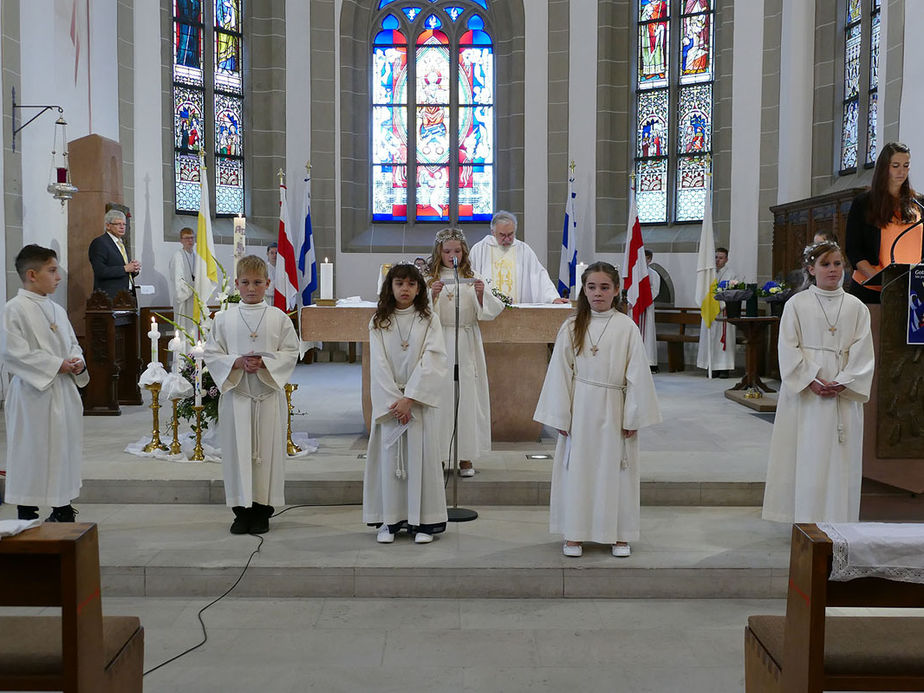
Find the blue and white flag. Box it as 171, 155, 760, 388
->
558, 172, 578, 297
297, 174, 317, 306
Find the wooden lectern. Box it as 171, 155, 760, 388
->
862, 264, 924, 493
83, 290, 143, 415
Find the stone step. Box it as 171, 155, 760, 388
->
0, 503, 793, 600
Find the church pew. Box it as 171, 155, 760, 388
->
744, 523, 924, 692
0, 523, 144, 693
654, 307, 701, 372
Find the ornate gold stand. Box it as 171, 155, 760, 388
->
142, 383, 169, 452
169, 399, 183, 455
285, 383, 301, 455
191, 405, 206, 461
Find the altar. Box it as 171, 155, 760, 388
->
300, 304, 573, 441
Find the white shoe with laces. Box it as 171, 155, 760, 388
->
376, 527, 395, 544
414, 532, 434, 544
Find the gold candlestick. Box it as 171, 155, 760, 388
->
191, 405, 206, 461
142, 383, 169, 452
285, 383, 302, 455
169, 398, 183, 455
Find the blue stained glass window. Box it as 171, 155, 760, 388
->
402, 7, 421, 21
378, 0, 398, 8
865, 0, 881, 167
371, 0, 494, 223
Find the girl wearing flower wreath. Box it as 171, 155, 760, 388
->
534, 262, 661, 558
427, 228, 504, 478
363, 263, 449, 544
762, 241, 875, 523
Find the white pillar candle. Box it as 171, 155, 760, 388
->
233, 215, 246, 281
575, 262, 588, 287
320, 257, 334, 300
168, 336, 184, 375
191, 340, 205, 406
148, 317, 161, 365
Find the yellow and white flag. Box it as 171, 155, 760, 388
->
193, 156, 219, 324
695, 173, 720, 328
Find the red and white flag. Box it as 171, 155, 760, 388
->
622, 184, 653, 326
273, 182, 299, 311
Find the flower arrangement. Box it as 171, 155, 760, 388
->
491, 287, 515, 309
758, 280, 792, 301
714, 279, 752, 302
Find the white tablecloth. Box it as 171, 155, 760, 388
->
818, 522, 924, 584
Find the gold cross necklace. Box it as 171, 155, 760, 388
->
588, 313, 615, 356
239, 305, 269, 341
814, 292, 845, 335
394, 313, 414, 351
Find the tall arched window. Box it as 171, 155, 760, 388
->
173, 0, 245, 215
634, 0, 713, 224
840, 0, 880, 172
371, 0, 494, 224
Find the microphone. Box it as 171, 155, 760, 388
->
452, 256, 458, 268
891, 197, 924, 266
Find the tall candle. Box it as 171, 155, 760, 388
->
233, 215, 246, 281
191, 340, 205, 406
320, 257, 334, 300
575, 262, 588, 284
168, 336, 184, 375
148, 317, 161, 365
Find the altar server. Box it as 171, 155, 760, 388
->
428, 228, 504, 477
763, 241, 874, 523
363, 263, 449, 544
2, 245, 88, 522
168, 227, 196, 335
534, 262, 661, 558
204, 255, 299, 535
696, 247, 738, 376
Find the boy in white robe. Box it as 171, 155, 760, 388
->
363, 264, 449, 544
168, 227, 196, 335
696, 247, 738, 376
762, 241, 874, 523
204, 255, 299, 534
534, 262, 661, 558
2, 245, 88, 522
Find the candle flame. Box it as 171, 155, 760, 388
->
325, 257, 329, 263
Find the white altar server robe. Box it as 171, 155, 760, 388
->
534, 310, 662, 543
762, 286, 874, 523
169, 248, 196, 335
469, 235, 561, 304
432, 268, 504, 461
204, 303, 299, 507
697, 264, 739, 371
641, 267, 661, 366
363, 307, 449, 528
2, 290, 89, 506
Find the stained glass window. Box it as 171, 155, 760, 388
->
371, 1, 494, 224
634, 0, 713, 223
840, 3, 861, 172
173, 0, 245, 215
865, 1, 880, 165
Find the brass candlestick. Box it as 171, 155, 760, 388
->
191, 405, 206, 461
142, 383, 169, 452
285, 383, 301, 455
169, 398, 183, 455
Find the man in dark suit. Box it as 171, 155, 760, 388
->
88, 209, 141, 299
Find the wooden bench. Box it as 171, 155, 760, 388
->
744, 523, 924, 692
655, 307, 701, 372
0, 522, 144, 692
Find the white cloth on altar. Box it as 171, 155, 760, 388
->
762, 286, 874, 523
362, 307, 449, 528
641, 267, 661, 366
204, 303, 299, 507
534, 310, 662, 543
169, 248, 196, 335
818, 522, 924, 584
432, 268, 504, 461
2, 290, 88, 507
697, 264, 738, 371
469, 235, 561, 304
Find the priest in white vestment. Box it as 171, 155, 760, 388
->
2, 246, 88, 520
469, 210, 570, 304
169, 227, 196, 335
363, 297, 449, 540
762, 282, 874, 523
534, 263, 661, 555
696, 247, 738, 374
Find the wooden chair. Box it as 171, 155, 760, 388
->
0, 523, 144, 692
745, 523, 924, 692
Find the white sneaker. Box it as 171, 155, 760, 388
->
562, 542, 583, 558
414, 532, 434, 544
612, 543, 631, 558
376, 527, 395, 544
459, 464, 475, 477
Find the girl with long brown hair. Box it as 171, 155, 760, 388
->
534, 262, 661, 559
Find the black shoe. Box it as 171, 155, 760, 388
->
717, 370, 729, 379
46, 505, 77, 523
17, 505, 39, 520
249, 503, 274, 534
650, 366, 660, 374
230, 506, 252, 535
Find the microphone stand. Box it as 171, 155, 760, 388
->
447, 256, 477, 523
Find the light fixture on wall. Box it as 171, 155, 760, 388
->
10, 86, 79, 205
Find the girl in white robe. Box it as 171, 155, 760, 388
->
427, 228, 504, 476
204, 256, 299, 534
762, 241, 874, 523
2, 245, 88, 521
534, 262, 662, 558
363, 263, 449, 544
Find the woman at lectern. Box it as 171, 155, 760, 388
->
845, 141, 923, 304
